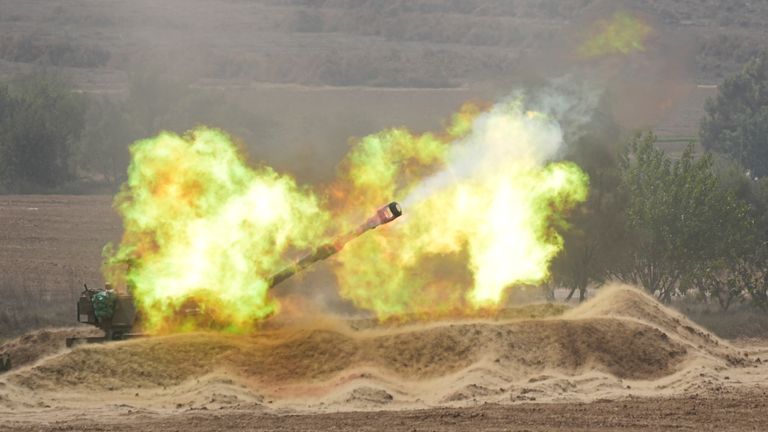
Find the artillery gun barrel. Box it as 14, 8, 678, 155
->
268, 201, 402, 288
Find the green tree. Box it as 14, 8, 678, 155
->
700, 51, 768, 177
614, 133, 752, 302
550, 125, 627, 302
0, 73, 85, 190
692, 158, 767, 310
744, 179, 768, 310
77, 74, 263, 184
75, 73, 186, 186
79, 97, 136, 185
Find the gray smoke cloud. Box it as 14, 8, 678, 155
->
402, 77, 601, 208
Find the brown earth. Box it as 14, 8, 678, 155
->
2, 285, 767, 430
4, 392, 768, 432
0, 195, 121, 337
0, 327, 100, 372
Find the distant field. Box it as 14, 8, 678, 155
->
2, 0, 764, 159
0, 195, 120, 336
2, 0, 759, 154
2, 0, 767, 87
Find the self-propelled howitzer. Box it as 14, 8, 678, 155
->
66, 202, 403, 346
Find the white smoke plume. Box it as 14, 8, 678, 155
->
403, 78, 601, 207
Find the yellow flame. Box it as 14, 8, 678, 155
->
578, 11, 652, 58
103, 128, 329, 332
104, 96, 589, 330
333, 99, 588, 317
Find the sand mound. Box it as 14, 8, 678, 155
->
568, 284, 704, 331
348, 302, 569, 330
9, 316, 685, 392
2, 284, 759, 414
567, 284, 745, 365
345, 387, 394, 405
0, 327, 101, 373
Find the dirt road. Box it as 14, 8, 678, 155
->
3, 391, 766, 432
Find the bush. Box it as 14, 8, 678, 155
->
0, 73, 86, 191
614, 133, 753, 303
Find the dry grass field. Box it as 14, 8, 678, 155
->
0, 195, 120, 337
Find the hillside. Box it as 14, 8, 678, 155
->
1, 0, 767, 89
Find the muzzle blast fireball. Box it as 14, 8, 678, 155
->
69, 201, 403, 345
74, 86, 591, 339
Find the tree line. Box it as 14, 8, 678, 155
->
0, 72, 252, 192
552, 51, 768, 310
0, 73, 85, 190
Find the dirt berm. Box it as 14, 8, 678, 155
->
0, 285, 759, 412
